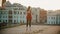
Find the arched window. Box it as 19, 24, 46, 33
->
9, 10, 12, 14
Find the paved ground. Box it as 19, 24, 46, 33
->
0, 25, 60, 34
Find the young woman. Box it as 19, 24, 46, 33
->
26, 6, 32, 28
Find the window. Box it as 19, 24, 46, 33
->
48, 17, 50, 19
23, 12, 25, 15
0, 16, 1, 18
9, 16, 12, 18
54, 21, 55, 24
14, 11, 16, 14
14, 16, 15, 18
5, 11, 7, 14
51, 21, 53, 24
3, 20, 5, 22
23, 16, 25, 18
14, 16, 17, 18
2, 12, 4, 14
4, 12, 6, 14
20, 12, 22, 14
19, 8, 25, 10
9, 10, 12, 14
23, 20, 24, 23
20, 16, 22, 18
6, 16, 7, 18
14, 20, 16, 23
0, 20, 1, 22
20, 20, 22, 23
3, 16, 5, 18
0, 11, 1, 14
8, 20, 12, 23
19, 8, 20, 10
18, 12, 19, 14
1, 12, 2, 14
59, 17, 60, 19
6, 20, 7, 22
54, 17, 55, 19
3, 16, 7, 18
51, 17, 53, 19
14, 8, 18, 10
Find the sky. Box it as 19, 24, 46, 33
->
0, 0, 60, 10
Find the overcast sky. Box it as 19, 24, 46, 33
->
0, 0, 60, 10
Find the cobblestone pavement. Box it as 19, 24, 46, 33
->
0, 25, 60, 34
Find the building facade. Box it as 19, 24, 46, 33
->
0, 1, 43, 25
47, 10, 56, 24
0, 1, 27, 24
47, 10, 60, 24
31, 7, 40, 23
55, 10, 60, 24
39, 9, 47, 24
0, 10, 8, 23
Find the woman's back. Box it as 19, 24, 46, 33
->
26, 11, 32, 20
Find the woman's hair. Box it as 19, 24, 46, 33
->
27, 6, 31, 11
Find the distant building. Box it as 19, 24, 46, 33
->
39, 9, 47, 24
55, 10, 60, 24
47, 10, 60, 24
31, 7, 40, 23
47, 10, 56, 24
36, 8, 40, 23
0, 1, 27, 24
0, 10, 8, 23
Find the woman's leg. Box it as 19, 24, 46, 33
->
26, 20, 28, 31
26, 20, 28, 27
29, 20, 31, 31
29, 20, 31, 27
